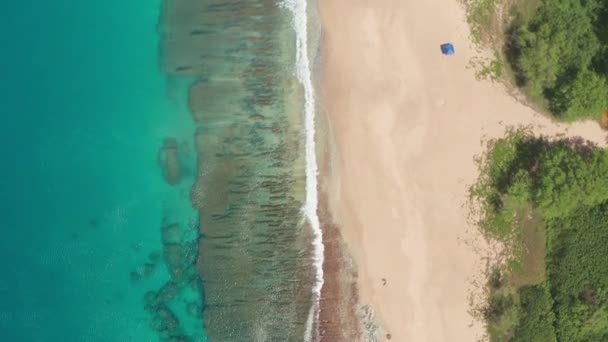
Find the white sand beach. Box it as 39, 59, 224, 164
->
318, 0, 607, 340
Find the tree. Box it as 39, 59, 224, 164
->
551, 69, 608, 121
511, 0, 606, 119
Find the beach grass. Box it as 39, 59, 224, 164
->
470, 53, 506, 82
465, 0, 501, 45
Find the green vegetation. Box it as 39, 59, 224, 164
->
511, 0, 608, 120
471, 129, 608, 341
471, 54, 506, 82
465, 0, 608, 121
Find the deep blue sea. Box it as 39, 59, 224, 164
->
0, 1, 203, 340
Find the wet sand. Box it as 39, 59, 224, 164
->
318, 0, 607, 340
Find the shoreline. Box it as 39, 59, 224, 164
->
282, 0, 324, 340
312, 1, 365, 337
317, 0, 608, 341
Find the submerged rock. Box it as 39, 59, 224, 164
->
131, 263, 156, 283
159, 138, 181, 186
144, 291, 159, 311
161, 223, 182, 244
187, 274, 203, 292
144, 281, 181, 312
164, 243, 185, 281
182, 241, 198, 266
149, 251, 161, 262
157, 304, 180, 334
156, 281, 181, 303
130, 270, 142, 283
143, 263, 156, 277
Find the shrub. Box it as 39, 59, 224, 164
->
551, 69, 608, 121
513, 285, 557, 342
509, 0, 608, 119
472, 129, 608, 340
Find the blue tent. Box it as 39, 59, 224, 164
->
440, 43, 455, 56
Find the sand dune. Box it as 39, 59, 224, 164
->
318, 0, 607, 340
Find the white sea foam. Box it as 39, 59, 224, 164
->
281, 0, 324, 340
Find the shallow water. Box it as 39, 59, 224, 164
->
164, 0, 316, 339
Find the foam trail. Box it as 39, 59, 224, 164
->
281, 0, 324, 340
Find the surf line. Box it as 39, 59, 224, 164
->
282, 0, 325, 340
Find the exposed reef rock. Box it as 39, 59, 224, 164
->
158, 0, 316, 340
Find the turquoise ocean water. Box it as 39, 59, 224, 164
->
1, 1, 204, 340
0, 0, 327, 340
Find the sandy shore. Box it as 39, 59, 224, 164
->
318, 0, 607, 341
